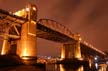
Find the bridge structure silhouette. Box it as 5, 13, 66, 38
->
0, 4, 106, 67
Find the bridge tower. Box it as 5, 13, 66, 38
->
61, 33, 82, 60
17, 4, 37, 60
1, 4, 38, 61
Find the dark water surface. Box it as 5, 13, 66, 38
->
0, 64, 85, 71
0, 55, 86, 71
46, 64, 84, 71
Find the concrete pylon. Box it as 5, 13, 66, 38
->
61, 34, 82, 59
61, 42, 81, 59
1, 39, 10, 55
74, 33, 82, 59
17, 4, 37, 60
1, 29, 10, 55
17, 21, 37, 59
88, 56, 94, 68
61, 44, 74, 59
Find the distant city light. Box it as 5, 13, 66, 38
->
106, 61, 108, 64
95, 63, 98, 69
95, 57, 98, 60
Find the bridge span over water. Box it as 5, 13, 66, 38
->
0, 4, 106, 65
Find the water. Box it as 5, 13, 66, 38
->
0, 64, 99, 71
46, 64, 84, 71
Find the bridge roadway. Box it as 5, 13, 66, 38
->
0, 9, 105, 58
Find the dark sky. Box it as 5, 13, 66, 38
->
0, 0, 108, 56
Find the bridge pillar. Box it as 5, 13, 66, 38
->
61, 42, 81, 60
17, 4, 37, 61
61, 34, 82, 60
17, 21, 37, 60
88, 56, 94, 68
98, 64, 107, 71
1, 29, 10, 55
61, 44, 74, 59
82, 54, 95, 69
1, 39, 10, 55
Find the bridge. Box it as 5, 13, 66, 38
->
0, 4, 106, 67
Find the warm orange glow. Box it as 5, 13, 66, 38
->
77, 66, 84, 71
26, 7, 30, 12
60, 64, 65, 71
1, 40, 9, 55
22, 47, 28, 56
61, 47, 65, 59
1, 46, 6, 55
1, 44, 5, 55
14, 9, 26, 17
32, 7, 36, 11
21, 56, 30, 60
74, 46, 81, 59
89, 59, 92, 68
21, 43, 30, 57
20, 41, 34, 59
98, 64, 107, 71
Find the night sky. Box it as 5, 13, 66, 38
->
0, 0, 108, 56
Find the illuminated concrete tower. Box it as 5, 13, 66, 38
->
61, 33, 82, 59
16, 4, 38, 59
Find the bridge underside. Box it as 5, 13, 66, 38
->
37, 23, 75, 43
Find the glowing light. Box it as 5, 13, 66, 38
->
1, 40, 8, 55
21, 43, 30, 57
75, 46, 81, 59
95, 63, 98, 69
14, 9, 26, 17
1, 47, 5, 55
28, 33, 36, 36
95, 57, 98, 60
60, 64, 65, 71
61, 47, 65, 59
22, 47, 28, 56
79, 37, 82, 41
26, 7, 30, 12
106, 61, 108, 64
77, 66, 84, 71
75, 53, 81, 59
32, 7, 36, 11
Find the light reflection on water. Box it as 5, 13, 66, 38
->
46, 64, 84, 71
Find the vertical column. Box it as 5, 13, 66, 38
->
17, 21, 37, 59
17, 4, 37, 60
61, 34, 82, 59
61, 43, 75, 59
1, 39, 10, 55
88, 56, 94, 68
74, 33, 82, 59
74, 41, 81, 59
1, 29, 10, 55
98, 64, 107, 71
61, 46, 65, 59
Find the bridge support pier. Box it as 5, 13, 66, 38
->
61, 42, 81, 60
17, 21, 37, 61
61, 34, 82, 60
88, 56, 94, 68
1, 29, 10, 55
1, 39, 10, 55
